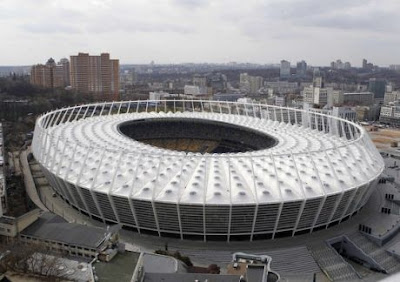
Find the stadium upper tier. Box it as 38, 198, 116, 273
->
32, 100, 384, 241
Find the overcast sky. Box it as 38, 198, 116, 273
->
1, 0, 399, 66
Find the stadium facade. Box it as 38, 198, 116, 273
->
32, 100, 384, 241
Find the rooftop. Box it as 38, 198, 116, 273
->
21, 212, 120, 249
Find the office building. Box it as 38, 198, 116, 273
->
280, 60, 291, 78
343, 92, 374, 106
70, 53, 119, 100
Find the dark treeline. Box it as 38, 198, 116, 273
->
0, 75, 94, 121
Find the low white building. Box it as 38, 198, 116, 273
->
184, 85, 208, 96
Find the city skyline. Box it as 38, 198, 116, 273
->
1, 0, 399, 66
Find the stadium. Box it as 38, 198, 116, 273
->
32, 100, 384, 241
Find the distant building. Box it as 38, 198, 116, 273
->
384, 90, 400, 105
332, 90, 344, 105
184, 85, 208, 96
30, 58, 55, 88
368, 78, 386, 101
30, 58, 70, 89
248, 76, 263, 94
380, 101, 400, 126
280, 60, 291, 78
53, 58, 70, 88
343, 92, 374, 106
355, 105, 380, 121
389, 65, 400, 71
70, 53, 119, 100
239, 73, 263, 94
296, 60, 307, 77
192, 74, 207, 88
264, 81, 298, 95
362, 59, 375, 70
330, 59, 351, 70
207, 72, 227, 93
213, 93, 245, 102
275, 95, 286, 106
302, 75, 333, 107
0, 123, 7, 216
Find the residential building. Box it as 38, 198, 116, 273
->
30, 58, 54, 88
296, 60, 307, 77
70, 53, 120, 100
248, 75, 263, 94
239, 73, 263, 94
280, 60, 291, 78
53, 58, 70, 88
331, 59, 351, 70
302, 75, 333, 107
30, 58, 70, 89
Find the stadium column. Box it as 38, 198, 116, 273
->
107, 151, 124, 224
227, 157, 233, 242
88, 148, 107, 223
61, 143, 82, 208
271, 153, 283, 239
176, 155, 186, 240
291, 152, 307, 236
249, 156, 259, 241
151, 155, 163, 237
74, 147, 94, 218
308, 148, 327, 232
128, 153, 142, 233
203, 157, 209, 242
324, 146, 345, 227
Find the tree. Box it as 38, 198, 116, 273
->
0, 241, 70, 281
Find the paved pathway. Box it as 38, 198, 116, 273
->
20, 149, 48, 211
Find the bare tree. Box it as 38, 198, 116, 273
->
0, 241, 70, 281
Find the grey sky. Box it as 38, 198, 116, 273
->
0, 0, 399, 66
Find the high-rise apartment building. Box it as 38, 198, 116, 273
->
296, 60, 307, 77
30, 58, 55, 88
280, 60, 291, 79
239, 73, 263, 94
54, 58, 70, 88
70, 53, 119, 100
30, 58, 70, 89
